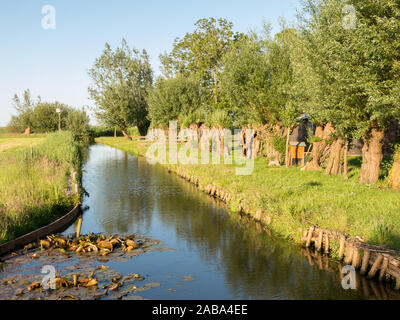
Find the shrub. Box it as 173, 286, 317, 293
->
206, 109, 232, 128
66, 109, 92, 142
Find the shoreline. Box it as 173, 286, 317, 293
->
95, 137, 400, 292
0, 133, 84, 248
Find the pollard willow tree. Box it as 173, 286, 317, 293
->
300, 0, 400, 183
147, 75, 206, 129
218, 32, 273, 159
300, 0, 359, 177
219, 31, 273, 127
270, 28, 310, 167
219, 26, 308, 163
88, 40, 153, 139
354, 0, 400, 184
160, 18, 238, 107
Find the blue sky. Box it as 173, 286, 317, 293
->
0, 0, 299, 126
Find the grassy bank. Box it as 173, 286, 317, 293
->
0, 132, 83, 244
96, 137, 400, 252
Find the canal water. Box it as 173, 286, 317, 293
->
60, 143, 368, 300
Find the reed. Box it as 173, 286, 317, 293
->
0, 132, 82, 244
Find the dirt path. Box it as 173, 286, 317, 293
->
0, 136, 44, 153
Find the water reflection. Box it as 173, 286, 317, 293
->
63, 144, 399, 300
300, 247, 400, 300
74, 215, 83, 239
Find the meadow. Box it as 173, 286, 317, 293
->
96, 137, 400, 252
0, 134, 45, 153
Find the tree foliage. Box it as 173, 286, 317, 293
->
88, 39, 153, 137
8, 90, 91, 141
300, 0, 400, 182
219, 33, 272, 126
8, 91, 71, 134
66, 108, 92, 142
147, 75, 206, 129
160, 18, 239, 106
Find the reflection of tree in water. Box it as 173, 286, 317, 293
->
85, 145, 392, 299
83, 146, 156, 235
148, 169, 364, 299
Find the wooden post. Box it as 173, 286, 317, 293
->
360, 249, 370, 275
301, 231, 307, 245
378, 257, 389, 282
344, 244, 354, 265
324, 233, 330, 254
395, 278, 400, 291
306, 227, 314, 248
316, 230, 323, 252
338, 237, 346, 261
367, 255, 383, 279
352, 248, 362, 269
75, 216, 83, 239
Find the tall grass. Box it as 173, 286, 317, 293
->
0, 132, 83, 244
31, 132, 83, 167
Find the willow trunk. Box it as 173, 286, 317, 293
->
387, 149, 400, 189
121, 128, 132, 141
305, 123, 334, 171
325, 138, 345, 175
285, 128, 291, 168
359, 129, 385, 184
343, 140, 349, 180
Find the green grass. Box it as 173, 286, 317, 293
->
96, 137, 400, 251
91, 126, 140, 138
0, 132, 82, 244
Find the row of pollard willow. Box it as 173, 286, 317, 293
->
301, 226, 400, 291
170, 166, 400, 292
